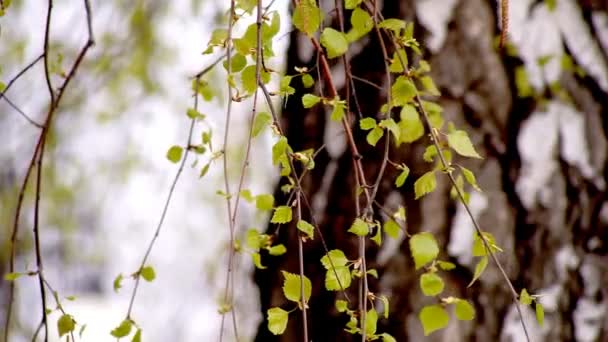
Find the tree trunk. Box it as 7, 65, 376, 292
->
255, 0, 608, 341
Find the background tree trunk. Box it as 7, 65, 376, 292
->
255, 0, 608, 341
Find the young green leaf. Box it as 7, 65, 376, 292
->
420, 75, 440, 96
419, 305, 449, 336
320, 28, 349, 59
345, 0, 363, 9
132, 329, 142, 342
335, 299, 348, 312
166, 146, 183, 163
454, 299, 475, 321
467, 256, 488, 287
252, 252, 266, 269
395, 166, 410, 187
365, 308, 378, 336
302, 94, 321, 108
472, 232, 502, 256
296, 220, 315, 239
271, 206, 293, 224
347, 7, 373, 41
460, 166, 481, 191
437, 260, 456, 270
140, 265, 156, 282
253, 112, 272, 137
378, 18, 406, 34
111, 319, 132, 338
420, 272, 444, 296
381, 333, 397, 342
414, 171, 437, 199
292, 0, 322, 36
409, 232, 439, 270
447, 130, 482, 159
281, 271, 312, 303
301, 73, 315, 88
348, 218, 370, 236
519, 288, 533, 305
371, 223, 382, 246
391, 76, 416, 106
535, 302, 544, 327
4, 272, 22, 281
113, 274, 123, 293
255, 194, 275, 211
268, 244, 287, 256
320, 249, 349, 269
359, 117, 377, 130
380, 118, 400, 141
325, 266, 352, 291
331, 101, 346, 121
57, 314, 75, 337
398, 104, 424, 144
383, 219, 400, 239
267, 307, 289, 335
366, 126, 384, 146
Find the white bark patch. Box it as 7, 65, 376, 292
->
324, 109, 347, 158
501, 303, 543, 341
556, 0, 608, 92
593, 12, 608, 54
554, 244, 580, 281
447, 192, 488, 265
517, 101, 597, 208
574, 297, 607, 342
507, 0, 608, 91
416, 0, 459, 52
377, 191, 406, 266
516, 106, 559, 209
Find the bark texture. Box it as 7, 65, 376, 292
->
255, 1, 608, 341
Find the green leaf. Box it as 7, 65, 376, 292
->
186, 107, 205, 120
414, 171, 437, 199
437, 261, 456, 270
467, 256, 488, 287
268, 244, 287, 256
132, 329, 142, 342
272, 136, 289, 165
395, 166, 410, 187
331, 101, 346, 121
420, 75, 440, 96
320, 249, 349, 269
419, 305, 449, 336
472, 232, 502, 257
281, 271, 312, 302
302, 94, 321, 108
325, 266, 352, 291
380, 118, 400, 141
391, 76, 416, 106
381, 333, 397, 342
267, 307, 289, 335
420, 272, 444, 296
240, 189, 255, 202
423, 145, 438, 162
320, 28, 349, 59
297, 220, 315, 239
255, 194, 275, 211
140, 265, 156, 282
365, 308, 378, 336
57, 314, 75, 337
409, 232, 439, 270
301, 74, 314, 88
519, 288, 533, 305
222, 53, 247, 72
113, 274, 123, 293
389, 49, 408, 73
383, 219, 400, 239
271, 206, 293, 224
0, 81, 6, 92
241, 65, 270, 93
379, 294, 390, 318
447, 130, 482, 159
515, 66, 533, 98
398, 104, 424, 144
253, 112, 272, 137
359, 117, 377, 130
4, 272, 22, 281
166, 146, 183, 163
252, 252, 266, 269
378, 18, 406, 33
535, 302, 544, 327
345, 0, 363, 9
367, 269, 378, 278
246, 229, 262, 250
348, 218, 370, 236
371, 223, 382, 246
366, 126, 384, 146
454, 299, 475, 321
348, 7, 373, 41
335, 299, 348, 312
111, 320, 132, 338
292, 0, 322, 36
460, 166, 481, 191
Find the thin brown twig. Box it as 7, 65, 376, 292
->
218, 1, 239, 340
296, 191, 309, 342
